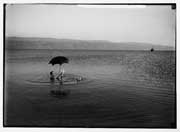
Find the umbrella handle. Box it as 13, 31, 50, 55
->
59, 64, 61, 74
56, 64, 62, 79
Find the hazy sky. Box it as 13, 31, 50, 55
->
6, 4, 175, 46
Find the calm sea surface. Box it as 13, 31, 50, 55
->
5, 49, 176, 127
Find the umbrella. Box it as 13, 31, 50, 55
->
49, 56, 69, 65
49, 56, 69, 76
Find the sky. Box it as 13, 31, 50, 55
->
6, 4, 176, 46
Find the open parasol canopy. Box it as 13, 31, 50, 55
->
48, 56, 69, 66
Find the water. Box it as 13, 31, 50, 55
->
4, 49, 176, 127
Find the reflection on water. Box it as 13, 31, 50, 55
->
5, 49, 176, 127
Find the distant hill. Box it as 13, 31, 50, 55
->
5, 37, 175, 50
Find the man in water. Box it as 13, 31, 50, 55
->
56, 68, 64, 84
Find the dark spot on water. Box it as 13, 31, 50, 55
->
50, 89, 70, 98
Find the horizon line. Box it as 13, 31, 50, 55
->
6, 36, 175, 47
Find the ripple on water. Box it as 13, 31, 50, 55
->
26, 73, 89, 86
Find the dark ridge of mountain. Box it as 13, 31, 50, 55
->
5, 37, 175, 51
